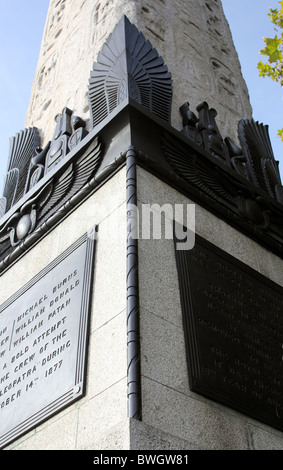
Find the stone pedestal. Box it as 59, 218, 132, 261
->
1, 4, 283, 451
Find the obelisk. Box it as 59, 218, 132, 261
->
2, 0, 283, 452
25, 0, 252, 147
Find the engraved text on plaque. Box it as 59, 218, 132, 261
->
0, 231, 95, 448
175, 234, 283, 431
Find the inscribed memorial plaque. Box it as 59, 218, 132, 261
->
0, 231, 96, 448
175, 234, 283, 431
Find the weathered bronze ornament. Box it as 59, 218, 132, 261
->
88, 15, 173, 128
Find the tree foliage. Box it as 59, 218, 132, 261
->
257, 1, 283, 141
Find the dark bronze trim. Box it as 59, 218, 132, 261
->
126, 146, 142, 420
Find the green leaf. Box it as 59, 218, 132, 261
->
260, 36, 282, 63
268, 4, 283, 28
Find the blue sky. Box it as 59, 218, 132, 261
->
0, 0, 50, 191
0, 0, 282, 194
222, 0, 283, 167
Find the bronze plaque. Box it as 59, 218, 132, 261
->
175, 234, 283, 431
0, 231, 96, 448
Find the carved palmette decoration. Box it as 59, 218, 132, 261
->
238, 119, 283, 204
0, 128, 40, 217
88, 15, 173, 128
